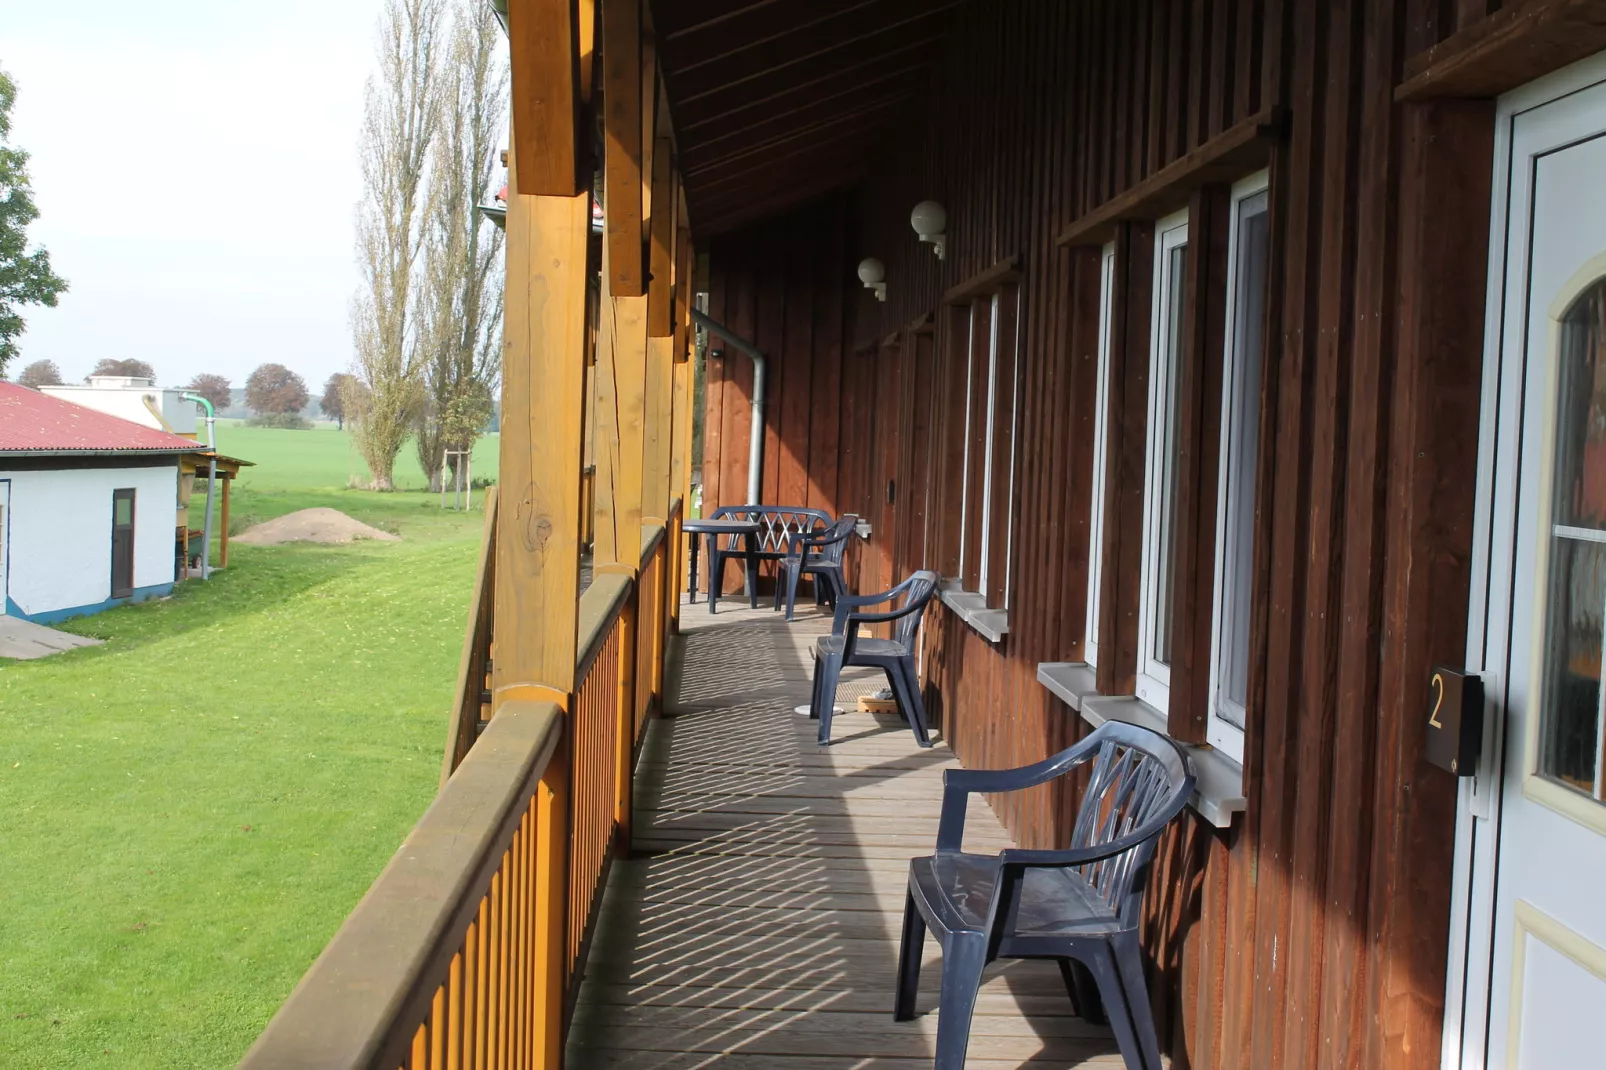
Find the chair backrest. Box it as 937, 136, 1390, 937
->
709, 506, 831, 553
1067, 722, 1193, 926
892, 570, 939, 648
811, 514, 859, 565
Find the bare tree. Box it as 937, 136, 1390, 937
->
348, 0, 446, 490
17, 358, 60, 388
416, 0, 507, 491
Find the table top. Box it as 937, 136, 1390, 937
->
681, 518, 762, 534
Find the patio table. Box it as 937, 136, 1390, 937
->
681, 517, 762, 612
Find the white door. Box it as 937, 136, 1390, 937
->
1454, 55, 1606, 1070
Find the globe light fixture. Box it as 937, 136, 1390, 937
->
910, 200, 947, 259
857, 257, 887, 301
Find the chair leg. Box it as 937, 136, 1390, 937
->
897, 659, 933, 747
808, 650, 824, 720
784, 563, 803, 621
1112, 933, 1164, 1070
894, 889, 925, 1022
933, 935, 986, 1070
707, 545, 722, 614
1058, 957, 1107, 1025
1086, 944, 1146, 1070
773, 562, 787, 611
816, 655, 843, 745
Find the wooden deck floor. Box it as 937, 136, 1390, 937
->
566, 600, 1126, 1068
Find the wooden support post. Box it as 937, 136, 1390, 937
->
219, 476, 231, 568
601, 0, 644, 296
496, 0, 591, 1038
592, 243, 649, 571
643, 146, 675, 527
507, 0, 583, 197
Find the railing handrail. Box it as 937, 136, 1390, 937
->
640, 520, 667, 565
576, 572, 631, 685
442, 487, 499, 787
239, 700, 562, 1070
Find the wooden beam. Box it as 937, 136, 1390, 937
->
647, 143, 676, 337
680, 64, 927, 156
672, 29, 944, 127
602, 0, 645, 296
673, 222, 693, 361
507, 0, 584, 197
494, 111, 592, 1070
668, 0, 956, 103
1397, 0, 1606, 100
679, 89, 916, 174
943, 255, 1023, 306
592, 238, 649, 568
1056, 107, 1288, 248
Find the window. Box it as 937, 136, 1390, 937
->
1206, 173, 1271, 761
1538, 272, 1606, 803
952, 282, 1022, 608
1135, 210, 1190, 712
1084, 243, 1117, 667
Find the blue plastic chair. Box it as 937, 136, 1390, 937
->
808, 570, 938, 748
774, 513, 858, 621
895, 720, 1195, 1070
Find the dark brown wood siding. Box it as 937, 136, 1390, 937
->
691, 0, 1549, 1065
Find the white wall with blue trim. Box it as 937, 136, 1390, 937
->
0, 464, 178, 623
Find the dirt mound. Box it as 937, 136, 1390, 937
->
233, 508, 400, 546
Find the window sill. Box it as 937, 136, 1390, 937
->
1035, 677, 1246, 829
1036, 661, 1099, 712
938, 583, 1009, 643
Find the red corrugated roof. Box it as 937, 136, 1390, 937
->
0, 381, 201, 454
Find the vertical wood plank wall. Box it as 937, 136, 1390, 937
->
696, 2, 1515, 1067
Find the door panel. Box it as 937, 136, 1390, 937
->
1472, 67, 1606, 1070
111, 488, 135, 599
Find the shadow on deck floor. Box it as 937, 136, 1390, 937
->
565, 600, 1127, 1068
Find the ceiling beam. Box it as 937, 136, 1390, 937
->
681, 92, 912, 176
507, 0, 585, 196
680, 77, 918, 171
669, 0, 956, 102
602, 0, 646, 295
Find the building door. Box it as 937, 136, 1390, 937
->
0, 480, 9, 614
111, 488, 135, 599
1456, 57, 1606, 1070
872, 338, 903, 601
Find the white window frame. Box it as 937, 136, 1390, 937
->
1084, 243, 1117, 668
957, 288, 1022, 606
1135, 209, 1191, 713
1205, 171, 1271, 763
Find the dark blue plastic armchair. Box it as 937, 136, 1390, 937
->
808, 570, 938, 748
895, 720, 1195, 1070
774, 513, 858, 621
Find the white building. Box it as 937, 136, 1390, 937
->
39, 375, 199, 437
0, 381, 204, 623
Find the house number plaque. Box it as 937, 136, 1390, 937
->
1424, 667, 1482, 777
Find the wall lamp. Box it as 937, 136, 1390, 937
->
857, 257, 887, 301
910, 200, 947, 259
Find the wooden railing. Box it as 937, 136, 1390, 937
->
442, 488, 498, 787
241, 497, 683, 1070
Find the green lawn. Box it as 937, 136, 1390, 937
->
0, 428, 494, 1068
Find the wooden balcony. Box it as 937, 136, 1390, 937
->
565, 601, 1128, 1068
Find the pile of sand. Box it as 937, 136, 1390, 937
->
233, 507, 401, 546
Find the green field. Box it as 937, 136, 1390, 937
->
212, 420, 500, 497
0, 427, 496, 1068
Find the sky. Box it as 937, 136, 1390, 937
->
3, 0, 386, 391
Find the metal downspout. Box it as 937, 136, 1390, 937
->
690, 307, 765, 505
